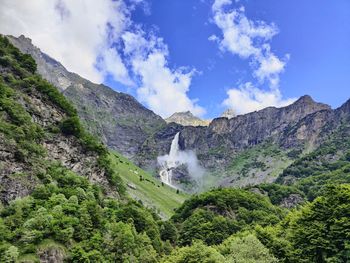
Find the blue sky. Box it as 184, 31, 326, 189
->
108, 0, 350, 118
1, 0, 349, 118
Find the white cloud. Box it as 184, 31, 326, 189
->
0, 0, 133, 85
212, 3, 278, 60
0, 0, 205, 117
211, 0, 293, 113
223, 82, 296, 115
123, 31, 205, 118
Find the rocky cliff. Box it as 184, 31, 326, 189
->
136, 95, 350, 188
8, 35, 166, 159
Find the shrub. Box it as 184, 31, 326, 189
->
60, 117, 83, 137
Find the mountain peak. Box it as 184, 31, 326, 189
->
165, 111, 210, 126
289, 95, 331, 112
295, 95, 314, 104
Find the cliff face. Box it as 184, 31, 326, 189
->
136, 95, 350, 188
8, 35, 165, 159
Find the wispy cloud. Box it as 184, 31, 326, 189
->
0, 0, 204, 118
122, 31, 205, 118
210, 0, 295, 114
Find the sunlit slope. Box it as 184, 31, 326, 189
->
109, 152, 189, 218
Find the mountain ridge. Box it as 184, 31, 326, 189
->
136, 94, 350, 189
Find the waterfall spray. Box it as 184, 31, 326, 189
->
157, 132, 205, 190
158, 132, 180, 187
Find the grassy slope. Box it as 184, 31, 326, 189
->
109, 152, 189, 219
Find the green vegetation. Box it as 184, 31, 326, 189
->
0, 34, 121, 193
218, 233, 278, 262
256, 184, 350, 262
172, 188, 284, 246
277, 125, 350, 201
0, 165, 164, 262
161, 241, 225, 262
253, 183, 304, 205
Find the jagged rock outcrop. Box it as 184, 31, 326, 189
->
0, 37, 118, 203
8, 35, 166, 159
38, 246, 66, 263
165, 111, 210, 126
279, 193, 304, 209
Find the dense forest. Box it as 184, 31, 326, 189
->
1, 35, 350, 262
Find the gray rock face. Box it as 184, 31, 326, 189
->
8, 35, 350, 190
165, 111, 210, 126
8, 35, 165, 159
38, 246, 66, 263
7, 35, 72, 92
279, 193, 304, 209
138, 96, 331, 172
136, 95, 350, 189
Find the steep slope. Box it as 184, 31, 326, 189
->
273, 102, 350, 200
7, 35, 166, 159
110, 152, 188, 218
0, 36, 120, 203
165, 111, 210, 126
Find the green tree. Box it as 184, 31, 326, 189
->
3, 246, 19, 263
161, 241, 225, 263
287, 185, 350, 262
160, 221, 178, 244
218, 233, 278, 263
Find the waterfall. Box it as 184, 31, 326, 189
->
157, 132, 205, 190
158, 132, 180, 187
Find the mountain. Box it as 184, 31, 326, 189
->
135, 95, 350, 189
165, 111, 210, 126
7, 35, 166, 159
